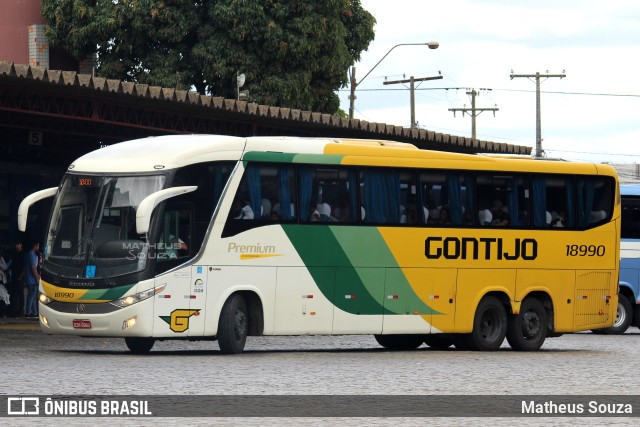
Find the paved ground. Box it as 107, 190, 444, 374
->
1, 319, 639, 426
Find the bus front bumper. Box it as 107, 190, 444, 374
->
38, 298, 154, 337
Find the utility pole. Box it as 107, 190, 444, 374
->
510, 71, 566, 158
383, 74, 443, 128
348, 41, 440, 119
448, 89, 498, 141
348, 67, 357, 119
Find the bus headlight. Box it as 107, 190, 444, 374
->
110, 284, 166, 308
39, 292, 52, 305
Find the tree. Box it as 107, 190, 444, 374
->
41, 0, 375, 113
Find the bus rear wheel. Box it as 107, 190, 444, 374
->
218, 294, 248, 354
506, 297, 548, 351
374, 334, 424, 350
424, 334, 454, 350
125, 337, 155, 354
598, 295, 633, 335
463, 296, 507, 351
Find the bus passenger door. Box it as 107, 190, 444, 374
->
332, 267, 384, 334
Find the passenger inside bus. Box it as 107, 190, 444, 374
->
435, 207, 449, 225
490, 200, 509, 226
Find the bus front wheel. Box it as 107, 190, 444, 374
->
463, 296, 507, 351
374, 334, 424, 350
125, 337, 155, 354
218, 294, 248, 354
506, 297, 548, 351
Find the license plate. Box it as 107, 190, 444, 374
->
72, 319, 91, 329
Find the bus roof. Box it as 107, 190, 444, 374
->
67, 134, 619, 178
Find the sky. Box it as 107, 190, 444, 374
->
338, 0, 640, 164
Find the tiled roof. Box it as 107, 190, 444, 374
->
0, 61, 532, 155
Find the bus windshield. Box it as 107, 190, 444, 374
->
44, 174, 166, 282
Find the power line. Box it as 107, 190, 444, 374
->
339, 87, 640, 98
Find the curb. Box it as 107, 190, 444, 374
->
0, 318, 42, 332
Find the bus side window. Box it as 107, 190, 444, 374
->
531, 175, 575, 229
577, 176, 614, 228
476, 174, 528, 227
360, 168, 401, 224
621, 194, 640, 239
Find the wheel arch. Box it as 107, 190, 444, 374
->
520, 291, 555, 334
483, 290, 512, 314
209, 286, 264, 337
618, 284, 636, 307
456, 288, 513, 333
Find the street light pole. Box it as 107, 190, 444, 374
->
348, 41, 439, 119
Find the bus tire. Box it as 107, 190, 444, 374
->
599, 295, 633, 335
424, 334, 454, 350
374, 334, 424, 350
506, 297, 547, 351
218, 294, 248, 354
463, 296, 507, 351
124, 337, 155, 354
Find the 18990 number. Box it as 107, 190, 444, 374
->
565, 244, 605, 257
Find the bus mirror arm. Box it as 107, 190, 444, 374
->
136, 186, 198, 234
18, 187, 58, 232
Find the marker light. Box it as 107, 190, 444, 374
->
110, 284, 166, 308
122, 317, 137, 330
41, 315, 49, 326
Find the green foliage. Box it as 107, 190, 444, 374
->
41, 0, 375, 113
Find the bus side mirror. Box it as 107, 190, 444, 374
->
136, 186, 198, 234
18, 187, 58, 232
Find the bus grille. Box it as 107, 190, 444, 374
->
575, 271, 611, 328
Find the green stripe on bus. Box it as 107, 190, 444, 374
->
291, 154, 344, 164
242, 152, 344, 165
242, 152, 297, 163
282, 225, 387, 314
78, 284, 135, 301
331, 227, 439, 315
282, 225, 438, 315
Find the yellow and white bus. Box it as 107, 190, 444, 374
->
19, 135, 620, 353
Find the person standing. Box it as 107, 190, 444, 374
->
23, 240, 40, 318
8, 239, 25, 317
